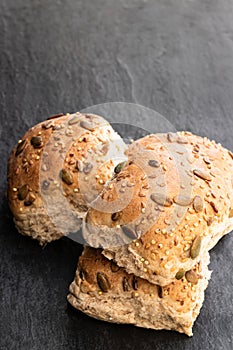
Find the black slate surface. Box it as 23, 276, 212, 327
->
0, 1, 233, 349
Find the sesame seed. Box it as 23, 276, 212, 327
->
99, 179, 104, 184
165, 250, 170, 256
98, 291, 102, 295
158, 243, 163, 249
161, 229, 166, 234
73, 188, 79, 193
77, 147, 82, 151
135, 242, 140, 247
194, 222, 198, 227
143, 268, 148, 273
12, 188, 17, 192
19, 208, 23, 212
151, 239, 156, 245
141, 208, 146, 213
141, 258, 145, 262
35, 155, 40, 160
144, 260, 149, 265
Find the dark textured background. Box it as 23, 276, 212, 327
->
0, 1, 233, 349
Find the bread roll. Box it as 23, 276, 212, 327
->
83, 132, 233, 286
7, 112, 127, 244
68, 247, 211, 336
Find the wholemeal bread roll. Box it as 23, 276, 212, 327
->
68, 247, 211, 336
7, 112, 127, 244
83, 132, 233, 286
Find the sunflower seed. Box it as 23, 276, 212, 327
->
193, 169, 211, 181
46, 113, 63, 120
193, 195, 203, 213
150, 193, 173, 207
122, 226, 137, 239
229, 208, 233, 218
24, 192, 36, 206
167, 132, 177, 142
75, 160, 83, 172
122, 277, 131, 291
80, 120, 95, 131
97, 272, 110, 292
175, 269, 186, 280
209, 201, 218, 213
190, 236, 202, 259
203, 157, 211, 165
173, 195, 193, 206
79, 269, 86, 280
83, 162, 93, 174
68, 115, 81, 125
15, 140, 26, 156
206, 217, 214, 226
114, 161, 127, 174
111, 212, 122, 221
42, 180, 50, 190
157, 286, 163, 298
185, 270, 198, 284
60, 169, 74, 185
148, 159, 160, 168
132, 276, 138, 290
110, 261, 120, 273
18, 185, 29, 200
228, 151, 233, 160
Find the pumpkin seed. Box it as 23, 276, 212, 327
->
150, 193, 173, 207
114, 161, 127, 174
193, 169, 211, 181
18, 184, 29, 200
209, 201, 218, 213
185, 270, 198, 284
122, 277, 131, 291
46, 113, 63, 120
75, 160, 83, 172
132, 276, 138, 290
83, 162, 93, 174
24, 192, 36, 206
15, 140, 26, 156
110, 261, 120, 273
111, 212, 122, 221
173, 195, 193, 206
97, 272, 110, 292
30, 136, 43, 148
229, 208, 233, 218
122, 226, 137, 239
175, 269, 186, 280
193, 195, 203, 213
190, 236, 202, 259
148, 159, 160, 168
60, 169, 73, 185
80, 120, 95, 131
68, 115, 81, 125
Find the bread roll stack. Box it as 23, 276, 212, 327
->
68, 132, 233, 335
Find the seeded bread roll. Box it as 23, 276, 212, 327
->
84, 132, 233, 286
68, 247, 211, 336
7, 112, 127, 244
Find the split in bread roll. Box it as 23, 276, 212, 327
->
83, 132, 233, 286
68, 247, 211, 336
7, 112, 127, 244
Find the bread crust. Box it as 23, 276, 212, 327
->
7, 112, 126, 244
84, 132, 233, 285
68, 247, 211, 336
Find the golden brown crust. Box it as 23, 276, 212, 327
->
84, 132, 233, 285
7, 112, 127, 244
68, 247, 211, 336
